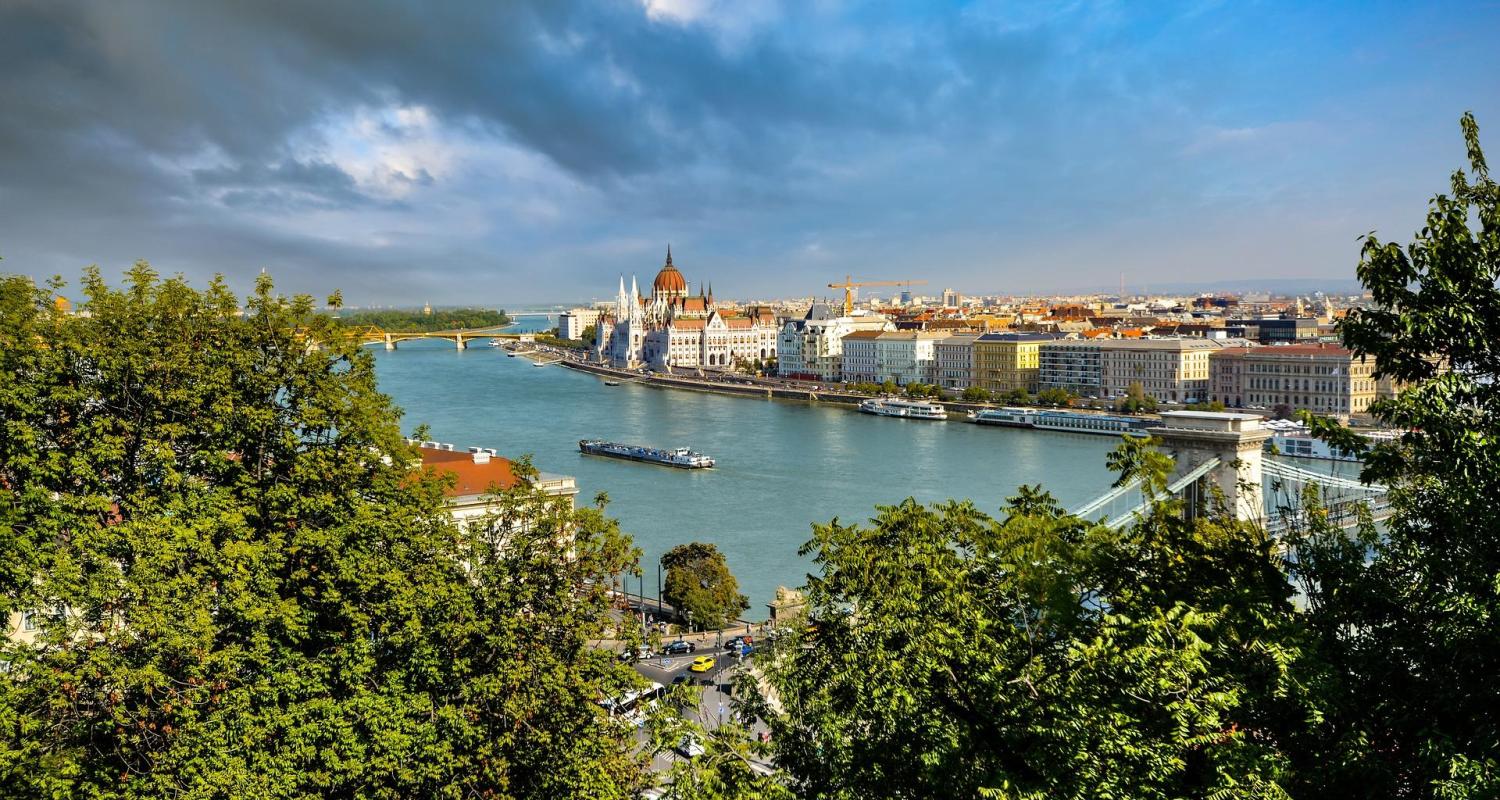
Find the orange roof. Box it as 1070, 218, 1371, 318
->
1082, 328, 1113, 339
843, 330, 884, 340
419, 446, 521, 497
672, 319, 706, 330
725, 318, 753, 329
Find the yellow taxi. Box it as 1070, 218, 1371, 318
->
688, 656, 716, 673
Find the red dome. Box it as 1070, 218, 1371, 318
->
652, 246, 688, 295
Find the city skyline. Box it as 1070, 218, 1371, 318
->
2, 1, 1497, 304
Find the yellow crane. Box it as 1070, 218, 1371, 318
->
827, 276, 928, 315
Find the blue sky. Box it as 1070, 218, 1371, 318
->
0, 0, 1496, 305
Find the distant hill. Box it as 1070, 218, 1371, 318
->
1042, 276, 1366, 297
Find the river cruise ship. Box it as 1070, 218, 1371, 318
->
968, 408, 1153, 437
857, 397, 948, 420
1262, 418, 1398, 461
578, 440, 715, 469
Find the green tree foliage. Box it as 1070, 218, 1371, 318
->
1116, 380, 1158, 413
0, 265, 643, 798
332, 306, 510, 332
760, 444, 1304, 799
661, 542, 749, 631
1286, 111, 1500, 799
1186, 400, 1227, 412
961, 386, 993, 403
1001, 387, 1031, 404
1035, 387, 1074, 407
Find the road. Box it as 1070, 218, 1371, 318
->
625, 643, 773, 775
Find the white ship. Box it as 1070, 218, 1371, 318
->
579, 440, 716, 469
1263, 418, 1398, 461
968, 407, 1153, 437
857, 397, 948, 420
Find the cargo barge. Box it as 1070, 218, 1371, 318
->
578, 439, 715, 469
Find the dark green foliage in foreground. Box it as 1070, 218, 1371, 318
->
332, 306, 510, 332
759, 443, 1302, 800
661, 542, 749, 631
0, 266, 642, 798
1291, 110, 1500, 799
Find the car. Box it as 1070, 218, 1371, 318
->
617, 646, 652, 663
688, 656, 716, 673
724, 635, 754, 651
663, 640, 696, 655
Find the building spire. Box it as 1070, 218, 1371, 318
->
666, 243, 673, 266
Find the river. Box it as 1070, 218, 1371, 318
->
370, 324, 1120, 612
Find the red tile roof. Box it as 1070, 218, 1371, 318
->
419, 446, 521, 496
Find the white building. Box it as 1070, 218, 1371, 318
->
558, 307, 601, 341
873, 330, 950, 385
778, 304, 894, 382
593, 247, 778, 371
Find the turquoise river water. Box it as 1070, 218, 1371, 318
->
370, 322, 1121, 612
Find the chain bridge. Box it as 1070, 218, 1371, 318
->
1069, 411, 1392, 534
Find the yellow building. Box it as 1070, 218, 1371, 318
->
973, 333, 1059, 394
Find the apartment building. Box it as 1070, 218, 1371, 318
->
873, 330, 950, 385
558, 307, 602, 341
1209, 343, 1377, 418
973, 332, 1059, 394
840, 330, 884, 383
1099, 338, 1222, 403
778, 305, 894, 382
1039, 340, 1105, 396
933, 333, 981, 390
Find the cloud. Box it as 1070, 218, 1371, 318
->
0, 0, 1496, 303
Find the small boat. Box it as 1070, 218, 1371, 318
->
506, 351, 518, 357
579, 439, 715, 469
603, 380, 621, 386
488, 339, 503, 347
532, 360, 548, 367
858, 397, 947, 420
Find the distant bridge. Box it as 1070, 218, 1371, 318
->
1070, 411, 1392, 535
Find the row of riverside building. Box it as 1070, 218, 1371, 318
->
778, 304, 1381, 419
584, 251, 1383, 421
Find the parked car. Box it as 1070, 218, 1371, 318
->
688, 656, 717, 673
724, 635, 754, 651
663, 640, 696, 655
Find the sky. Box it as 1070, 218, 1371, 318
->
1, 0, 1497, 306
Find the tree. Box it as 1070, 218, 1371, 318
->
761, 442, 1304, 799
880, 379, 899, 395
1286, 112, 1500, 798
0, 265, 645, 798
661, 542, 749, 631
1116, 381, 1158, 413
1270, 403, 1294, 420
961, 386, 993, 403
581, 323, 597, 346
1036, 387, 1074, 407
1002, 387, 1031, 404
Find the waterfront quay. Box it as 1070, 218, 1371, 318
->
370, 339, 1123, 610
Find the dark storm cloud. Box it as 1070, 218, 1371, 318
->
0, 1, 1497, 301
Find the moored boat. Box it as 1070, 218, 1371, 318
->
579, 439, 715, 469
857, 397, 948, 420
967, 407, 1035, 427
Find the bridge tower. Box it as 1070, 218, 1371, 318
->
385, 333, 396, 351
1147, 411, 1273, 524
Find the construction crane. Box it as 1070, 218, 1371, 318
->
827, 276, 928, 315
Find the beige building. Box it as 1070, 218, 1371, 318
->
1099, 338, 1222, 403
934, 333, 982, 390
1208, 343, 1377, 418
